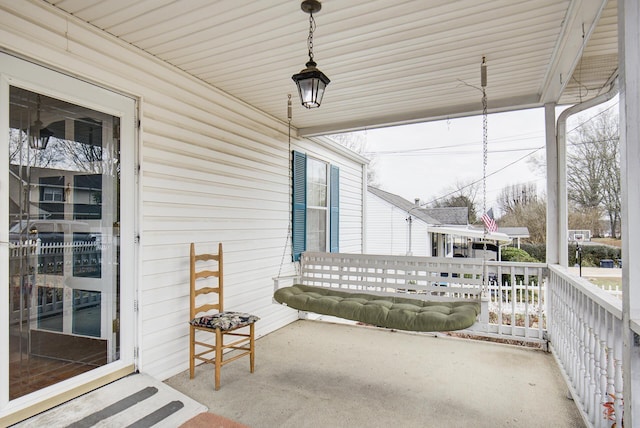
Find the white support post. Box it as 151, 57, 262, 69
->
619, 0, 640, 426
544, 102, 560, 265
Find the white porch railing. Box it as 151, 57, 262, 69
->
9, 239, 102, 324
547, 264, 624, 428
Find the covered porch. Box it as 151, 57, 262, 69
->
166, 319, 584, 428
1, 0, 639, 427
166, 257, 620, 427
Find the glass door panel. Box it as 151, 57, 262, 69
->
8, 86, 121, 400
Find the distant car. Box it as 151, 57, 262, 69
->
9, 219, 96, 244
470, 241, 499, 259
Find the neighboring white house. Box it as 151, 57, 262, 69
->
366, 187, 511, 258
366, 187, 435, 256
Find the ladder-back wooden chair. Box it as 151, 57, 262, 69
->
188, 242, 259, 390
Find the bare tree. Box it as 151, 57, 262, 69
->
568, 204, 604, 237
330, 131, 379, 186
9, 129, 64, 169
567, 108, 620, 237
497, 183, 538, 215
430, 179, 479, 223
598, 114, 621, 237
499, 193, 547, 243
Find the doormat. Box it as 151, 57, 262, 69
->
179, 412, 249, 428
12, 373, 207, 427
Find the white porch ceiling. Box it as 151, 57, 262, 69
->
44, 0, 618, 136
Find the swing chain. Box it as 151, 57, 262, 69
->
482, 89, 488, 235
481, 57, 488, 237
278, 95, 294, 278
481, 57, 489, 290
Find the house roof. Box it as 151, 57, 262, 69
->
429, 225, 512, 243
368, 186, 440, 224
368, 186, 511, 242
422, 207, 469, 226
498, 227, 531, 238
42, 0, 618, 137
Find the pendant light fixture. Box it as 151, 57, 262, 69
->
28, 94, 53, 150
291, 0, 330, 109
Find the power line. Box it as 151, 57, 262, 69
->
374, 146, 544, 157
566, 101, 619, 134
422, 146, 544, 207
364, 134, 543, 155
365, 134, 544, 156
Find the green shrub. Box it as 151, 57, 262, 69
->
517, 242, 621, 267
501, 247, 540, 262
520, 243, 546, 262
569, 243, 621, 267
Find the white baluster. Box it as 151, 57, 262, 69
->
613, 324, 624, 428
592, 317, 604, 427
605, 323, 617, 423
578, 293, 588, 414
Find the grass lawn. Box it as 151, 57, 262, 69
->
591, 237, 622, 248
586, 276, 622, 290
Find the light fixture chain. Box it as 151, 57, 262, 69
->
307, 12, 315, 61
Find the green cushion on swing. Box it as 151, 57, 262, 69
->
274, 284, 481, 332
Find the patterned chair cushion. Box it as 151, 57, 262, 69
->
190, 311, 259, 331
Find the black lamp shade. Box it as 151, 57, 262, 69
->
28, 119, 53, 150
292, 61, 330, 109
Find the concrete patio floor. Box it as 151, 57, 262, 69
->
166, 320, 585, 428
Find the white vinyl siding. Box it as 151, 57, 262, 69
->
0, 2, 366, 385
366, 192, 429, 256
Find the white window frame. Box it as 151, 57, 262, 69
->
306, 156, 330, 253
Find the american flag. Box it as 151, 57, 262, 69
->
481, 208, 498, 232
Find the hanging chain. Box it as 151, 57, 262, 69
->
481, 57, 488, 237
307, 12, 316, 61
278, 95, 294, 278
481, 58, 489, 289
482, 90, 488, 235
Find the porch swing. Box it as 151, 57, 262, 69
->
274, 59, 492, 333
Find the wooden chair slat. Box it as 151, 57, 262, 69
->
189, 242, 257, 390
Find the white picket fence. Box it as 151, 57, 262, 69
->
599, 284, 622, 300
467, 261, 547, 343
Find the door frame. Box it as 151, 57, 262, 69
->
0, 52, 139, 425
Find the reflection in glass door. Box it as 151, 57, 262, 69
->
8, 87, 121, 399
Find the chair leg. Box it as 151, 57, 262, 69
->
249, 323, 255, 373
215, 328, 222, 391
189, 326, 195, 379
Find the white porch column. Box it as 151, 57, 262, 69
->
619, 0, 640, 425
545, 102, 561, 265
